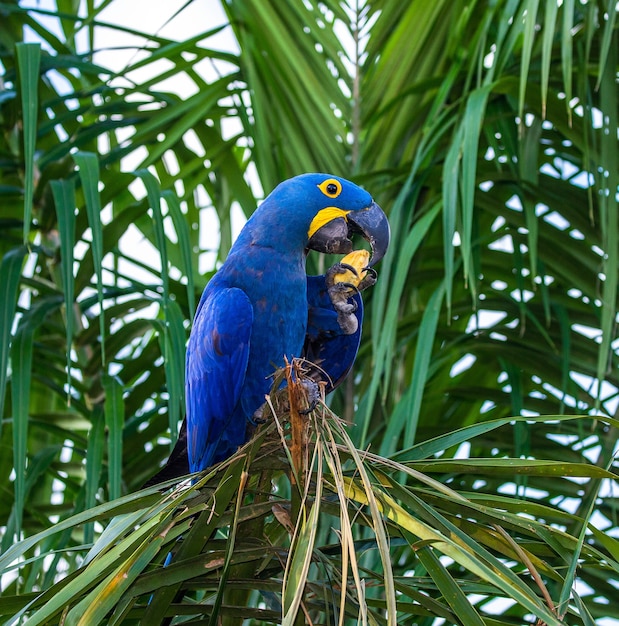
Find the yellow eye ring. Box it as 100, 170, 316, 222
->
318, 178, 342, 198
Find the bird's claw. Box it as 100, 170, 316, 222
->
249, 409, 267, 426
299, 378, 320, 414
319, 252, 380, 336
357, 266, 377, 291
325, 249, 376, 293
325, 262, 358, 290
328, 282, 359, 310
326, 281, 359, 335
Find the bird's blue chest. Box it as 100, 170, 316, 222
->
218, 253, 307, 415
246, 266, 306, 377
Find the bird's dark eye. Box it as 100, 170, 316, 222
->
318, 178, 342, 198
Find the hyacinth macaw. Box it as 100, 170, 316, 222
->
146, 173, 389, 484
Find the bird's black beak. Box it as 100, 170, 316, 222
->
307, 201, 390, 266
347, 201, 390, 266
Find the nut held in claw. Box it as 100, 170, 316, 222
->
333, 249, 371, 288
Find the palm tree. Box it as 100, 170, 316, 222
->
1, 1, 618, 624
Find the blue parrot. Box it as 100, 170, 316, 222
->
145, 173, 389, 483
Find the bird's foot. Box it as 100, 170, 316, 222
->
249, 409, 267, 426
325, 252, 378, 335
326, 250, 377, 293
326, 276, 359, 335
357, 266, 377, 291
298, 378, 320, 414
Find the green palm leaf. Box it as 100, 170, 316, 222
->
1, 1, 618, 623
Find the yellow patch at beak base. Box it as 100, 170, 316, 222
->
307, 207, 350, 238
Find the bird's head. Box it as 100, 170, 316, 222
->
245, 173, 390, 267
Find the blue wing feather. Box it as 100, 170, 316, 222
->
185, 286, 253, 472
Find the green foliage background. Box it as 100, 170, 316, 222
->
0, 0, 618, 624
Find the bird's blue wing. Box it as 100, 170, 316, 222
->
185, 286, 253, 472
305, 275, 363, 392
